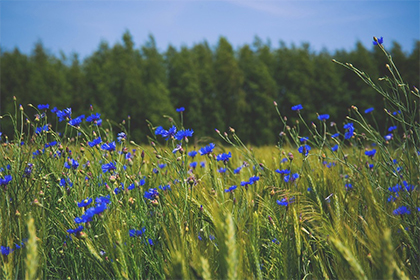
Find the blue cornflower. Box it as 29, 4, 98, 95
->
331, 133, 340, 138
96, 195, 111, 205
59, 177, 73, 188
393, 110, 401, 115
77, 198, 93, 208
275, 169, 290, 175
172, 144, 182, 154
64, 158, 79, 169
129, 227, 146, 237
188, 151, 197, 158
364, 149, 376, 158
384, 134, 393, 141
284, 173, 299, 183
373, 37, 383, 45
331, 144, 338, 152
159, 184, 171, 191
364, 107, 374, 114
299, 137, 309, 143
102, 162, 116, 173
86, 113, 102, 125
393, 206, 410, 215
56, 108, 72, 122
216, 152, 232, 163
101, 142, 116, 151
345, 183, 353, 190
298, 145, 311, 156
233, 166, 242, 174
155, 125, 177, 140
117, 132, 126, 143
277, 197, 295, 206
189, 162, 197, 169
388, 126, 397, 132
249, 176, 260, 184
37, 104, 49, 110
175, 129, 194, 141
69, 115, 85, 127
176, 107, 185, 112
344, 123, 354, 140
1, 246, 11, 256
158, 163, 166, 169
67, 226, 84, 235
199, 143, 215, 155
88, 137, 102, 147
35, 125, 49, 135
318, 114, 330, 121
218, 167, 227, 173
144, 188, 159, 200
225, 185, 237, 192
0, 175, 12, 186
291, 104, 303, 111
200, 161, 205, 168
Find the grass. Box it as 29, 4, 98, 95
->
1, 37, 419, 279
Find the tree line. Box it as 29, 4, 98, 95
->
1, 31, 419, 145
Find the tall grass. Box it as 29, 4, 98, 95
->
1, 37, 419, 279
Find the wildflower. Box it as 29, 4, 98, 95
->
199, 143, 215, 155
0, 175, 12, 186
88, 137, 102, 147
35, 124, 49, 134
1, 246, 11, 256
364, 107, 374, 114
277, 197, 295, 206
37, 104, 49, 110
299, 137, 309, 143
291, 104, 303, 111
102, 162, 116, 173
331, 144, 338, 152
101, 142, 116, 152
373, 36, 383, 45
388, 126, 397, 132
117, 132, 126, 143
77, 198, 92, 208
96, 195, 111, 205
189, 162, 197, 169
393, 206, 410, 215
69, 115, 85, 127
159, 184, 171, 191
155, 125, 177, 140
67, 226, 84, 235
392, 110, 401, 115
318, 114, 330, 121
275, 169, 290, 175
23, 163, 34, 178
272, 238, 280, 245
56, 108, 72, 122
249, 176, 260, 184
86, 113, 102, 125
176, 107, 185, 112
59, 177, 73, 188
175, 129, 194, 141
216, 152, 232, 163
225, 185, 237, 192
384, 134, 393, 141
188, 151, 197, 158
64, 158, 79, 170
144, 188, 159, 200
344, 123, 354, 140
129, 227, 146, 237
218, 167, 227, 173
284, 173, 299, 183
200, 161, 206, 168
233, 166, 242, 174
298, 145, 311, 156
148, 239, 154, 246
158, 163, 167, 169
172, 144, 183, 154
345, 183, 353, 190
364, 149, 376, 158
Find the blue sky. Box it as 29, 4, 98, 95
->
1, 1, 419, 59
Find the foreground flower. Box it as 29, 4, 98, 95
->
102, 162, 116, 173
364, 107, 374, 114
155, 125, 177, 140
175, 129, 194, 141
216, 152, 232, 163
344, 123, 354, 139
144, 188, 159, 200
101, 142, 116, 152
199, 143, 215, 155
292, 104, 303, 111
88, 137, 102, 147
77, 198, 93, 208
176, 107, 185, 112
364, 149, 376, 158
225, 185, 237, 192
373, 36, 383, 45
317, 114, 330, 121
298, 145, 311, 156
393, 206, 410, 215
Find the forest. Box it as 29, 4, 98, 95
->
1, 31, 419, 145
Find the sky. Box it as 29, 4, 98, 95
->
1, 0, 419, 59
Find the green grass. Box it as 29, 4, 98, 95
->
1, 37, 419, 279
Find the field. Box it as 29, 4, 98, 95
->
1, 39, 419, 279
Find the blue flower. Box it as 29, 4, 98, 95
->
144, 188, 159, 200
284, 173, 299, 183
188, 151, 197, 158
318, 114, 330, 121
159, 184, 171, 191
189, 162, 197, 169
344, 123, 354, 139
176, 107, 185, 112
298, 145, 311, 156
77, 198, 93, 208
388, 126, 397, 132
331, 144, 338, 152
175, 129, 194, 141
1, 246, 11, 256
102, 162, 116, 173
216, 152, 232, 162
69, 115, 85, 127
299, 137, 309, 143
277, 197, 295, 206
155, 125, 177, 140
364, 149, 376, 158
59, 177, 73, 188
86, 113, 102, 125
364, 107, 374, 114
233, 166, 242, 174
225, 185, 237, 192
384, 134, 393, 141
331, 133, 340, 138
67, 226, 84, 235
35, 125, 49, 135
88, 137, 102, 147
275, 169, 290, 175
158, 163, 167, 169
64, 158, 79, 169
199, 143, 215, 155
0, 175, 12, 186
129, 227, 146, 237
56, 108, 72, 122
291, 104, 303, 111
345, 183, 353, 190
117, 132, 126, 143
218, 167, 227, 173
393, 206, 410, 215
101, 142, 116, 151
37, 104, 49, 110
373, 36, 383, 45
96, 195, 111, 205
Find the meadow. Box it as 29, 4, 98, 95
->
1, 37, 419, 279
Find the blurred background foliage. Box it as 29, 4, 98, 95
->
1, 31, 419, 145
